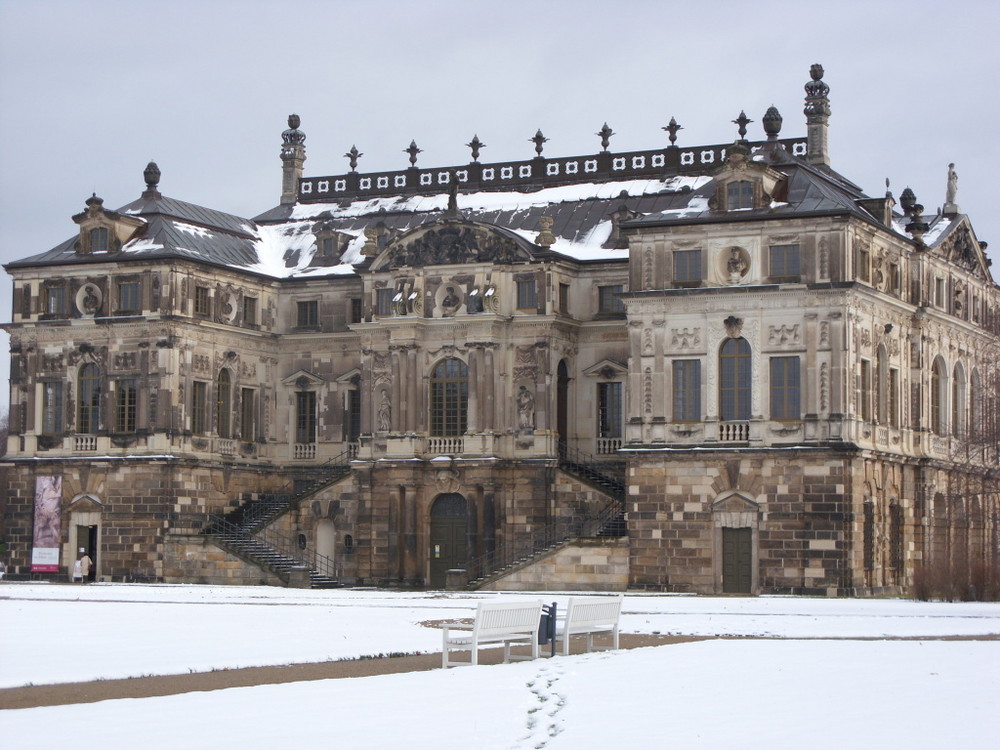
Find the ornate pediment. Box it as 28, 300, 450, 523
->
280, 369, 325, 388
372, 219, 535, 270
583, 358, 628, 379
933, 220, 992, 281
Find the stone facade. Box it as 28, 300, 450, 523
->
2, 66, 997, 595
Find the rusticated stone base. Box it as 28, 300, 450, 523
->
482, 538, 629, 592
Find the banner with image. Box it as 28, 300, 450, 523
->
31, 475, 62, 572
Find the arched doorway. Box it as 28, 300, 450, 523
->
429, 493, 467, 588
556, 360, 569, 455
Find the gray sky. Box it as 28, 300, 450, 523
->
1, 0, 998, 405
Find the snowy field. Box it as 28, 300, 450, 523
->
2, 583, 999, 749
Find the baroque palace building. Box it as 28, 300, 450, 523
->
3, 66, 998, 595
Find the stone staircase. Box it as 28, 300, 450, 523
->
465, 445, 626, 589
201, 450, 353, 588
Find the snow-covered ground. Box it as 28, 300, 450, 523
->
2, 583, 998, 748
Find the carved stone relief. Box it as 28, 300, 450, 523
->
768, 324, 801, 346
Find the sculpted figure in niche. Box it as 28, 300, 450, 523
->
727, 247, 748, 283
377, 390, 391, 432
440, 286, 461, 316
517, 386, 535, 430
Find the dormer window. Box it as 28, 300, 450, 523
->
90, 227, 109, 253
727, 181, 754, 210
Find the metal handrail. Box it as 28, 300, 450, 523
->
557, 441, 626, 498
206, 515, 340, 582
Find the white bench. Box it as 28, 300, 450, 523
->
442, 599, 543, 668
555, 595, 623, 656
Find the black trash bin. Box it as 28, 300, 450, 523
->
538, 602, 558, 656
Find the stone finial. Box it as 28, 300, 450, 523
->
535, 215, 555, 247
943, 163, 961, 215
733, 111, 753, 142
143, 161, 161, 191
904, 191, 928, 240
466, 134, 485, 162
344, 145, 362, 172
803, 63, 831, 166
531, 129, 548, 157
85, 193, 104, 210
899, 187, 916, 215
597, 123, 614, 152
281, 114, 306, 146
405, 140, 422, 167
662, 117, 682, 147
762, 106, 782, 140
362, 227, 379, 257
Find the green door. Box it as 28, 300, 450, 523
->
429, 494, 467, 588
722, 527, 753, 594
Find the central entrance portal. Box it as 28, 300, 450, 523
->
429, 493, 468, 588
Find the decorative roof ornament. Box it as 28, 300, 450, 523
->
662, 117, 682, 147
85, 193, 104, 210
597, 123, 614, 152
466, 134, 485, 162
943, 163, 961, 215
899, 187, 917, 215
405, 140, 422, 167
143, 161, 161, 191
535, 215, 556, 247
344, 145, 362, 172
762, 106, 782, 140
531, 129, 548, 157
281, 114, 306, 146
733, 111, 753, 142
444, 169, 461, 218
803, 64, 831, 167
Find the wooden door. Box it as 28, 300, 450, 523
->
429, 494, 467, 588
722, 527, 753, 594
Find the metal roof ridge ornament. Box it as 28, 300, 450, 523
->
733, 111, 753, 144
597, 123, 615, 152
405, 140, 422, 168
762, 106, 782, 141
466, 134, 485, 162
531, 129, 548, 158
143, 161, 161, 198
662, 117, 682, 148
344, 145, 362, 172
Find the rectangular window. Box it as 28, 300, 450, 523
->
934, 278, 945, 308
769, 244, 801, 282
115, 379, 138, 433
888, 263, 900, 294
295, 391, 317, 444
349, 298, 363, 324
857, 247, 870, 283
240, 388, 255, 441
598, 285, 625, 314
673, 249, 702, 287
345, 390, 361, 442
597, 382, 622, 438
45, 286, 66, 315
194, 286, 210, 316
727, 180, 753, 210
375, 288, 394, 317
516, 278, 537, 310
192, 381, 208, 435
770, 357, 801, 421
860, 359, 872, 422
672, 360, 702, 422
243, 296, 257, 325
42, 382, 63, 434
558, 283, 569, 315
296, 300, 318, 327
117, 281, 140, 312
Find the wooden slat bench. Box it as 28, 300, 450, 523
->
555, 595, 624, 656
442, 599, 543, 668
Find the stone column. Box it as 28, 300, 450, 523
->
483, 347, 495, 431
390, 352, 401, 431
467, 348, 479, 432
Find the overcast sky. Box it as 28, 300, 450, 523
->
1, 0, 998, 403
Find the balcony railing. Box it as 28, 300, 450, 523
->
427, 437, 464, 455
719, 421, 750, 442
74, 435, 97, 451
596, 437, 622, 455
293, 443, 317, 460
217, 439, 237, 456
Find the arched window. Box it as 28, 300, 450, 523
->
216, 369, 232, 439
78, 363, 101, 434
726, 180, 753, 210
952, 362, 966, 437
430, 358, 468, 436
720, 338, 751, 421
930, 357, 947, 435
89, 227, 109, 252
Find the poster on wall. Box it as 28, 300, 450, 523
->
31, 475, 62, 572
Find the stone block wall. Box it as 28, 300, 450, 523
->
483, 538, 629, 591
